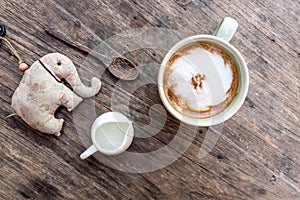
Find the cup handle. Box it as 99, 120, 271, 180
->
80, 144, 98, 159
213, 17, 238, 42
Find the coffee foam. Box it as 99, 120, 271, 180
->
164, 42, 238, 118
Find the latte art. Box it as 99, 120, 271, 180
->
163, 42, 239, 118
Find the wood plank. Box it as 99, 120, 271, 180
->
0, 0, 299, 199
50, 0, 300, 186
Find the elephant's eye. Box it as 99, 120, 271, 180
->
57, 60, 62, 66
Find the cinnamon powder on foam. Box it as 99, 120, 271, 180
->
163, 42, 239, 118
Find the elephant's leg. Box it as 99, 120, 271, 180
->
60, 87, 83, 111
40, 116, 64, 136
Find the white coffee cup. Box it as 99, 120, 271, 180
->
158, 17, 249, 126
80, 112, 134, 159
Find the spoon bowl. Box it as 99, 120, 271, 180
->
108, 57, 138, 81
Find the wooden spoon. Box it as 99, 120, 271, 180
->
108, 57, 138, 81
44, 27, 139, 80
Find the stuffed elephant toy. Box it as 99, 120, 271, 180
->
11, 53, 101, 136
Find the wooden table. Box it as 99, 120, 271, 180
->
0, 0, 299, 199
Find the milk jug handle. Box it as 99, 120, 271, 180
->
80, 144, 97, 159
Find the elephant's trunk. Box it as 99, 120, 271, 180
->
66, 74, 101, 98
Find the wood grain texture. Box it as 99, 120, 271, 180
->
0, 0, 299, 199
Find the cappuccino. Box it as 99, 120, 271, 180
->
163, 42, 239, 118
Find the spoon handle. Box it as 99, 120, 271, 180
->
44, 27, 109, 63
